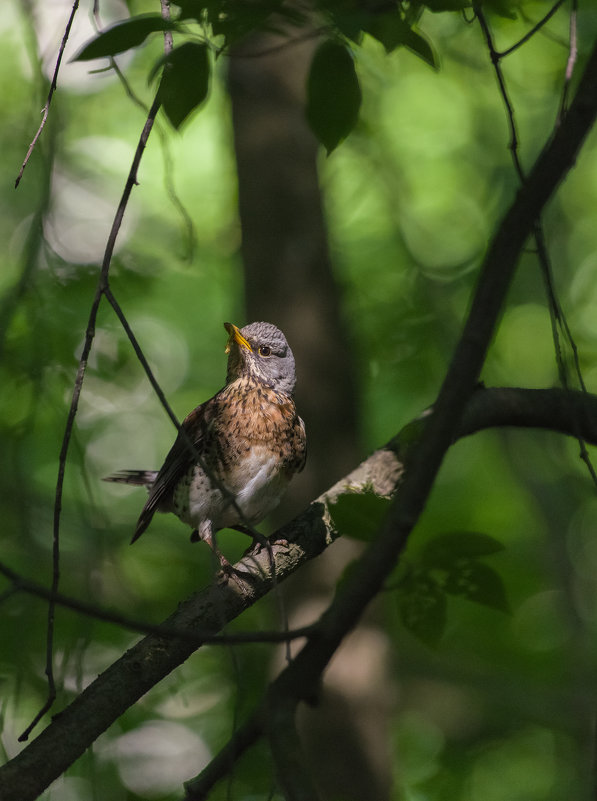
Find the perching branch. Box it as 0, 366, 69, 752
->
2, 385, 597, 801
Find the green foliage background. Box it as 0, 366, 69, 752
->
2, 1, 597, 799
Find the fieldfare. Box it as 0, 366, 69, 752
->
105, 321, 306, 568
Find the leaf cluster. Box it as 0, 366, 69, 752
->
330, 494, 509, 646
72, 0, 519, 148
397, 531, 509, 645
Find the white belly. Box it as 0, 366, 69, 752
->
181, 448, 288, 533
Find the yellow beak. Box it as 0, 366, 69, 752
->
224, 322, 252, 354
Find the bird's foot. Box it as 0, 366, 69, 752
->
215, 559, 252, 594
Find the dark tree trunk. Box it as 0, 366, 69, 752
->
228, 30, 360, 512
228, 25, 393, 801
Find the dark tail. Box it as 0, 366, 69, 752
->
102, 470, 158, 487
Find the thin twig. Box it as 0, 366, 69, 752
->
18, 87, 163, 743
0, 557, 314, 645
184, 710, 264, 800
498, 0, 566, 58
15, 0, 80, 188
475, 5, 525, 180
475, 4, 597, 489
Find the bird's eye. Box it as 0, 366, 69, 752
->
259, 345, 272, 357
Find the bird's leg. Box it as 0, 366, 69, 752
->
191, 524, 234, 578
230, 524, 270, 552
207, 531, 234, 574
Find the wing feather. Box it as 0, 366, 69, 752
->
132, 404, 209, 542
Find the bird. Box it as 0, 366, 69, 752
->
104, 321, 306, 570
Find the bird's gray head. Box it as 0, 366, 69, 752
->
224, 321, 297, 395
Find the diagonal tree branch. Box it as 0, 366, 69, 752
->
2, 384, 597, 801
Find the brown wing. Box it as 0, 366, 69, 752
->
278, 398, 307, 474
131, 402, 212, 542
295, 414, 307, 473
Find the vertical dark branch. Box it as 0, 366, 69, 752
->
18, 78, 163, 740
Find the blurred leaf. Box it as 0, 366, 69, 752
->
364, 10, 408, 53
482, 0, 517, 18
172, 0, 205, 23
363, 10, 436, 66
423, 0, 470, 11
306, 40, 362, 154
421, 531, 505, 567
328, 10, 366, 44
445, 559, 510, 612
155, 42, 210, 129
73, 15, 179, 61
402, 27, 437, 68
399, 571, 447, 646
201, 0, 307, 45
329, 491, 390, 542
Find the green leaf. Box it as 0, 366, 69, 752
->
444, 559, 510, 613
329, 491, 390, 542
171, 0, 205, 24
399, 572, 447, 646
402, 27, 437, 68
198, 0, 306, 46
306, 40, 362, 154
421, 532, 505, 567
363, 12, 406, 53
73, 15, 179, 61
328, 11, 366, 45
156, 42, 210, 130
362, 9, 436, 66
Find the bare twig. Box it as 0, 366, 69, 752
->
20, 0, 180, 742
0, 557, 314, 646
475, 4, 597, 489
499, 0, 566, 58
18, 86, 164, 743
184, 710, 264, 800
475, 5, 524, 180
15, 0, 80, 188
91, 3, 196, 259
